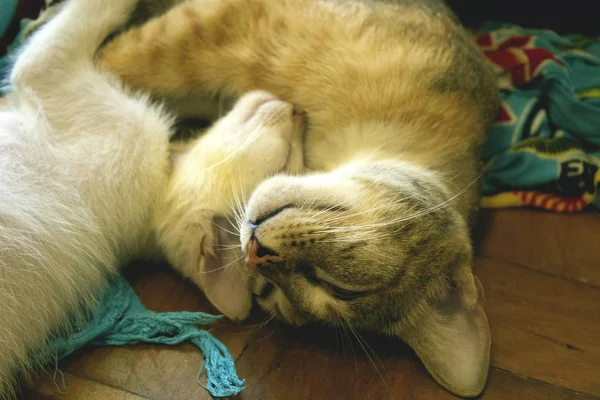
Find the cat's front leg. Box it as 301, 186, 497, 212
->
96, 0, 316, 100
96, 0, 254, 97
155, 90, 305, 321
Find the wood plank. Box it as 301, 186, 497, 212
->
25, 373, 148, 400
234, 322, 454, 400
482, 369, 598, 400
233, 320, 598, 400
474, 257, 600, 396
60, 263, 258, 400
475, 209, 600, 287
26, 210, 600, 399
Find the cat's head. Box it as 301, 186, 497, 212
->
239, 161, 491, 397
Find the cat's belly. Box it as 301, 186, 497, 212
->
302, 120, 431, 172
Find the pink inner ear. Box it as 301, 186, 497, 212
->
199, 253, 253, 322
398, 277, 491, 397
197, 217, 253, 322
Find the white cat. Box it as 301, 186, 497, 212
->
0, 0, 301, 396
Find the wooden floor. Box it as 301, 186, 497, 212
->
22, 209, 600, 399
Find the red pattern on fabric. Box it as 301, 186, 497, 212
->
511, 191, 589, 212
477, 32, 564, 87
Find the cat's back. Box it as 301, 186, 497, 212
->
224, 0, 497, 134
315, 0, 498, 125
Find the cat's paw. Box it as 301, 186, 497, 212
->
210, 90, 305, 184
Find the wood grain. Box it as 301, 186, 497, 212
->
482, 369, 598, 400
25, 373, 148, 399
56, 263, 258, 400
476, 209, 600, 287
24, 210, 600, 399
475, 257, 600, 396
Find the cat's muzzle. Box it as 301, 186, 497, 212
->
244, 237, 283, 271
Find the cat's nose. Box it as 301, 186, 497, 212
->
245, 237, 282, 270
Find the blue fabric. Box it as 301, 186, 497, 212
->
0, 3, 25, 91
477, 24, 600, 211
0, 0, 18, 37
31, 275, 245, 397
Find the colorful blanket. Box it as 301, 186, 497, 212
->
477, 23, 600, 212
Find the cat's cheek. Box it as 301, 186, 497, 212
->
257, 288, 306, 327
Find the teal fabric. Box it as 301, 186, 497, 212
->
477, 24, 600, 211
31, 275, 245, 397
0, 0, 18, 37
0, 10, 26, 90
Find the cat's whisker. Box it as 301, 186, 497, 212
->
357, 175, 481, 232
317, 170, 464, 227
308, 175, 480, 241
309, 198, 354, 220
198, 253, 245, 275
212, 223, 240, 237
225, 183, 244, 234
214, 244, 242, 252
335, 315, 359, 376
229, 204, 245, 232
246, 314, 276, 329
237, 176, 250, 221
249, 316, 277, 342
214, 243, 241, 248
332, 317, 342, 356
317, 198, 411, 225
222, 208, 242, 235
230, 170, 250, 229
342, 316, 392, 394
240, 314, 275, 334
344, 318, 391, 380
231, 200, 245, 228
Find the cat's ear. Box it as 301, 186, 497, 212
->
394, 268, 491, 397
196, 216, 253, 322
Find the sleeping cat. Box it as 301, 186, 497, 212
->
94, 0, 500, 396
0, 0, 301, 397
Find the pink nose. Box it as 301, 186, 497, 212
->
245, 239, 282, 270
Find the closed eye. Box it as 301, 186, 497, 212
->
322, 281, 367, 301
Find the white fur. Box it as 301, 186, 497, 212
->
0, 3, 304, 394
1, 0, 172, 396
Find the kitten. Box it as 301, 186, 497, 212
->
0, 0, 300, 396
96, 0, 500, 396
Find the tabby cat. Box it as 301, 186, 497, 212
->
0, 0, 300, 396
95, 0, 500, 396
